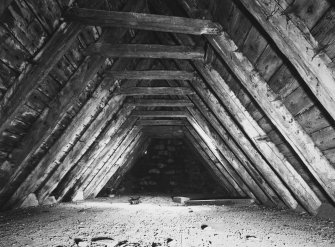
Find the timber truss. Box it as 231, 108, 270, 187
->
0, 0, 335, 216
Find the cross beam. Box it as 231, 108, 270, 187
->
85, 44, 205, 60
105, 70, 197, 80
64, 8, 222, 35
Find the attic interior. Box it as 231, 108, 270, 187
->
1, 0, 335, 245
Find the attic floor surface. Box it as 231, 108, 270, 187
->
0, 196, 335, 247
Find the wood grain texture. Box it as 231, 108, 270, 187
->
105, 70, 197, 80
86, 44, 205, 60
117, 87, 195, 96
64, 8, 222, 35
129, 99, 194, 107
239, 0, 335, 123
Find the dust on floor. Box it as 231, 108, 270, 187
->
0, 196, 334, 247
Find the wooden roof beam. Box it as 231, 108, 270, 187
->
132, 110, 188, 118
136, 119, 187, 126
178, 0, 335, 204
85, 44, 205, 60
117, 87, 195, 96
64, 8, 222, 35
127, 99, 194, 107
183, 131, 240, 197
238, 0, 335, 124
105, 70, 197, 81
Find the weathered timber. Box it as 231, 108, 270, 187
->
0, 0, 147, 208
188, 101, 285, 207
158, 58, 285, 207
178, 0, 332, 208
186, 112, 272, 206
136, 119, 187, 126
54, 117, 138, 202
157, 42, 301, 210
64, 8, 222, 35
105, 70, 197, 80
85, 44, 205, 60
36, 103, 135, 203
128, 99, 194, 107
117, 87, 195, 96
0, 0, 13, 17
82, 127, 142, 198
132, 111, 188, 118
142, 126, 185, 138
185, 125, 248, 198
183, 132, 239, 196
0, 22, 82, 136
89, 134, 149, 199
239, 0, 335, 123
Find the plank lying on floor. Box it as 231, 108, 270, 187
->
117, 87, 195, 96
64, 8, 222, 35
128, 99, 194, 107
105, 70, 197, 80
85, 44, 205, 60
185, 198, 255, 206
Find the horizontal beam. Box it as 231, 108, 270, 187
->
85, 44, 205, 60
64, 8, 222, 35
131, 110, 188, 118
136, 119, 187, 126
105, 70, 197, 80
117, 87, 195, 96
128, 99, 194, 107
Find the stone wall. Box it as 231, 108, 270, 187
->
104, 138, 228, 196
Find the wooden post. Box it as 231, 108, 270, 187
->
64, 8, 222, 35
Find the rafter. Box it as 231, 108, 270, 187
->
85, 44, 205, 60
64, 8, 222, 35
105, 70, 197, 80
178, 0, 335, 206
238, 0, 335, 123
